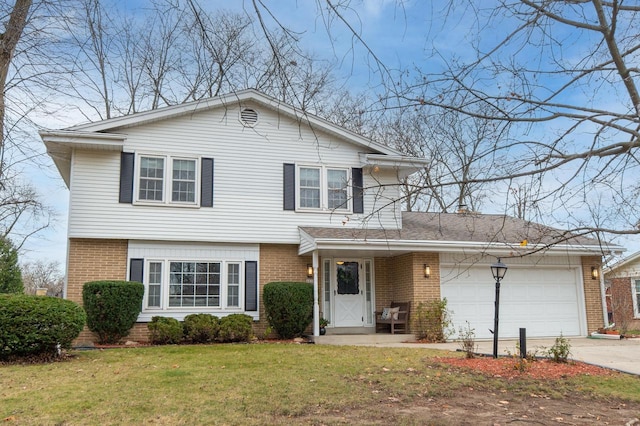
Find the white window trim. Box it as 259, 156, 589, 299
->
296, 165, 352, 213
141, 259, 245, 312
633, 279, 640, 319
134, 153, 200, 207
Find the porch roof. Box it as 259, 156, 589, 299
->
299, 211, 622, 257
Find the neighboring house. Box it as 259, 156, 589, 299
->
41, 89, 617, 343
604, 252, 640, 332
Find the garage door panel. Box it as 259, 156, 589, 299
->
441, 266, 582, 339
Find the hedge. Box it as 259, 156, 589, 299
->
82, 280, 144, 344
263, 282, 313, 339
0, 294, 86, 358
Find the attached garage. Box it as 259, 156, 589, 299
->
441, 257, 587, 339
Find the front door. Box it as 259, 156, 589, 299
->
333, 261, 364, 327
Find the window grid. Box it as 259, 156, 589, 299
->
227, 263, 240, 307
147, 262, 162, 308
172, 159, 196, 202
327, 169, 348, 210
299, 167, 321, 208
169, 262, 220, 307
139, 157, 164, 201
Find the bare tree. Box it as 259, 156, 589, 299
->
21, 259, 64, 296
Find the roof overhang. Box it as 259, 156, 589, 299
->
299, 228, 616, 258
360, 153, 430, 178
40, 130, 126, 187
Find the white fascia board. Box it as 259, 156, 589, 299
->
604, 249, 640, 273
360, 153, 430, 176
299, 237, 612, 257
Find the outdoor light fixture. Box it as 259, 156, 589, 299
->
591, 267, 599, 280
490, 259, 508, 358
424, 264, 431, 278
307, 264, 314, 278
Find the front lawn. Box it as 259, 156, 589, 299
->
1, 344, 639, 425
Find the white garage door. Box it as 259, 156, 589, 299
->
441, 265, 584, 339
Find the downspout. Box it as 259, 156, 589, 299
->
313, 250, 319, 336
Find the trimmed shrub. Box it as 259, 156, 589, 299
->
218, 314, 253, 343
0, 294, 86, 358
148, 316, 183, 344
263, 282, 313, 339
82, 280, 144, 344
184, 313, 219, 343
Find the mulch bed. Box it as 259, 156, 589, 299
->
436, 356, 615, 379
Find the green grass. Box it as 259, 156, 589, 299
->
1, 344, 638, 425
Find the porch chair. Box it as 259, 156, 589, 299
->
375, 301, 411, 334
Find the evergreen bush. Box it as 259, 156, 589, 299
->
263, 282, 313, 339
217, 314, 253, 342
183, 313, 219, 343
0, 294, 86, 358
0, 237, 23, 294
148, 316, 183, 344
82, 280, 144, 344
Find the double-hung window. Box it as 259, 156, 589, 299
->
298, 166, 350, 212
137, 154, 198, 205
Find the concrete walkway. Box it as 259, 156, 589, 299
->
316, 335, 640, 375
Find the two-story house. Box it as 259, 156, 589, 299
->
41, 89, 614, 343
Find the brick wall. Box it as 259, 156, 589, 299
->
67, 238, 129, 344
581, 256, 605, 333
258, 244, 312, 336
609, 277, 640, 331
374, 252, 440, 332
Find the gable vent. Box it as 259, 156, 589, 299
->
240, 108, 259, 127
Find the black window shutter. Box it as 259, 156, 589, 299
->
119, 152, 135, 203
352, 167, 364, 214
130, 258, 144, 283
245, 261, 258, 311
283, 163, 295, 210
201, 158, 214, 207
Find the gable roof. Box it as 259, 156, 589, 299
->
299, 211, 621, 256
41, 89, 428, 186
604, 250, 640, 275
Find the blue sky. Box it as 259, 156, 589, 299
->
21, 0, 640, 267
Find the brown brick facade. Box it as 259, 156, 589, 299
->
608, 277, 640, 331
67, 238, 129, 344
257, 244, 312, 336
581, 256, 606, 334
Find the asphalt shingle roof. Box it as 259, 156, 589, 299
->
301, 211, 601, 248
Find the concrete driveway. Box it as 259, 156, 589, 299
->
318, 334, 640, 375
426, 337, 640, 375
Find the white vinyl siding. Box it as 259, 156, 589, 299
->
68, 105, 402, 243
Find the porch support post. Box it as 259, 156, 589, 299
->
313, 250, 320, 337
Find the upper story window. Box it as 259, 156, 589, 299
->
297, 165, 350, 212
136, 154, 198, 205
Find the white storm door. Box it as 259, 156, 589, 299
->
333, 261, 364, 327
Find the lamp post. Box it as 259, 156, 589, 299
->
490, 259, 508, 358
